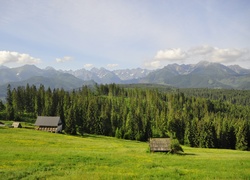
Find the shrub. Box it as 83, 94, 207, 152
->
170, 139, 184, 154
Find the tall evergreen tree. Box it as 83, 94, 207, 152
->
236, 121, 248, 150
64, 106, 76, 135
6, 84, 14, 120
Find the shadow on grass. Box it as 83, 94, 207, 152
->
83, 134, 102, 138
176, 152, 196, 156
148, 151, 197, 156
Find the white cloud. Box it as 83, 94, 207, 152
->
107, 64, 119, 68
144, 60, 161, 69
187, 45, 249, 63
154, 48, 188, 61
84, 64, 94, 68
149, 46, 250, 68
56, 56, 73, 63
210, 48, 249, 63
188, 45, 215, 56
0, 51, 40, 65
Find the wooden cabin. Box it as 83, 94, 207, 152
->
149, 138, 171, 152
34, 116, 62, 133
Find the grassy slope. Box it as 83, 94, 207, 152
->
0, 127, 249, 180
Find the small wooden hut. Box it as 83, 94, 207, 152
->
149, 138, 171, 152
34, 116, 62, 133
12, 122, 22, 128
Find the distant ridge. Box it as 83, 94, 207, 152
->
139, 61, 250, 89
0, 61, 250, 100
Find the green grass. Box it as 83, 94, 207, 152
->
0, 127, 250, 180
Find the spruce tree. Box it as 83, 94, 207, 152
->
6, 84, 14, 120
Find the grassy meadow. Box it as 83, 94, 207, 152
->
0, 125, 250, 179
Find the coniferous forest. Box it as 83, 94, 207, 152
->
0, 83, 249, 151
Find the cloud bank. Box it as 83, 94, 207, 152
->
144, 61, 161, 69
56, 56, 73, 63
83, 64, 94, 69
0, 51, 40, 65
107, 64, 119, 68
147, 46, 250, 68
155, 48, 188, 61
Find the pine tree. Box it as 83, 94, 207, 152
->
35, 85, 45, 116
65, 106, 76, 135
44, 87, 53, 116
236, 121, 248, 150
0, 100, 5, 111
6, 84, 14, 120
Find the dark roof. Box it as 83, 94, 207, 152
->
35, 116, 61, 127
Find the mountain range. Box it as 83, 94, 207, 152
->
139, 61, 250, 89
1, 61, 250, 99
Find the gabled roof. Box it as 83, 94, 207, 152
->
35, 116, 61, 127
12, 122, 22, 128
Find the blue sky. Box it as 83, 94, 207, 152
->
0, 0, 250, 70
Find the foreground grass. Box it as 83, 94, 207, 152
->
0, 127, 249, 179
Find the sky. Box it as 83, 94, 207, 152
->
0, 0, 250, 70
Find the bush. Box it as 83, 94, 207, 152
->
170, 139, 184, 154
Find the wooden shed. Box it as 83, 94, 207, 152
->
12, 122, 22, 128
34, 116, 62, 133
149, 138, 171, 152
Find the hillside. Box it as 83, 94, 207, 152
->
2, 83, 250, 150
0, 127, 249, 179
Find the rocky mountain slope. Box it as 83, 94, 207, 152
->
139, 61, 250, 89
1, 61, 250, 100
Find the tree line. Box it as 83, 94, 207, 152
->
180, 88, 250, 106
1, 83, 249, 150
